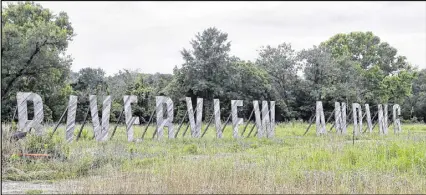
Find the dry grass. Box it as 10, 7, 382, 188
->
57, 161, 425, 194
2, 122, 426, 194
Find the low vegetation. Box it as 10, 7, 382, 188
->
24, 190, 43, 195
2, 122, 426, 194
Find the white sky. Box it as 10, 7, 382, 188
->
6, 1, 426, 75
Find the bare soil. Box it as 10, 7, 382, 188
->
1, 181, 61, 194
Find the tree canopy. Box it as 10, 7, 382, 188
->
1, 2, 424, 123
1, 1, 74, 122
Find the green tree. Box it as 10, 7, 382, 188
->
222, 60, 273, 120
169, 27, 232, 118
71, 68, 107, 122
1, 1, 75, 122
105, 70, 173, 122
297, 46, 342, 119
72, 68, 107, 94
105, 69, 140, 122
321, 32, 415, 108
381, 70, 415, 104
255, 43, 301, 120
123, 74, 153, 121
402, 69, 426, 122
321, 31, 410, 73
142, 73, 173, 96
299, 46, 338, 101
167, 28, 276, 121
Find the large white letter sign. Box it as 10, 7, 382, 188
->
393, 104, 402, 134
378, 104, 388, 135
365, 104, 373, 133
269, 101, 275, 138
155, 96, 174, 139
17, 92, 44, 135
352, 103, 363, 136
186, 97, 203, 138
123, 95, 140, 142
66, 95, 78, 142
90, 95, 111, 141
253, 101, 275, 138
231, 100, 243, 138
213, 99, 223, 138
334, 102, 347, 134
316, 101, 326, 136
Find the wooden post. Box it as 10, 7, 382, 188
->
323, 108, 335, 133
51, 107, 69, 138
110, 109, 124, 140
326, 109, 335, 124
141, 109, 156, 139
221, 113, 232, 133
364, 112, 377, 133
352, 123, 355, 145
329, 122, 336, 132
201, 114, 214, 138
182, 123, 191, 137
76, 108, 90, 141
241, 108, 255, 137
303, 114, 315, 136
182, 100, 201, 137
246, 122, 257, 137
174, 110, 188, 138
345, 108, 353, 129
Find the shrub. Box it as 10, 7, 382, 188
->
183, 144, 199, 154
24, 134, 69, 160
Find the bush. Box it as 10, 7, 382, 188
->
73, 128, 91, 140
183, 144, 199, 154
24, 134, 70, 160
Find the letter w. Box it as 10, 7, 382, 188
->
253, 101, 275, 138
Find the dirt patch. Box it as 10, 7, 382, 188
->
1, 181, 61, 194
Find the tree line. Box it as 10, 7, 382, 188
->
2, 2, 425, 124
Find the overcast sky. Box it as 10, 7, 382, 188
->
11, 1, 426, 75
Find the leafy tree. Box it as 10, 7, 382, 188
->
320, 31, 416, 114
164, 67, 189, 121
71, 67, 107, 122
142, 73, 173, 96
169, 27, 232, 118
333, 56, 365, 104
381, 70, 415, 104
72, 68, 107, 94
361, 65, 388, 104
122, 74, 153, 121
222, 60, 273, 120
1, 1, 74, 122
255, 43, 301, 120
167, 27, 276, 121
299, 46, 338, 100
297, 46, 340, 119
4, 5, 424, 125
402, 69, 426, 122
104, 70, 174, 122
321, 31, 410, 73
105, 69, 139, 101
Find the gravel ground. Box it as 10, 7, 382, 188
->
1, 181, 62, 194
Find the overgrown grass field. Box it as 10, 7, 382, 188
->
2, 122, 426, 194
